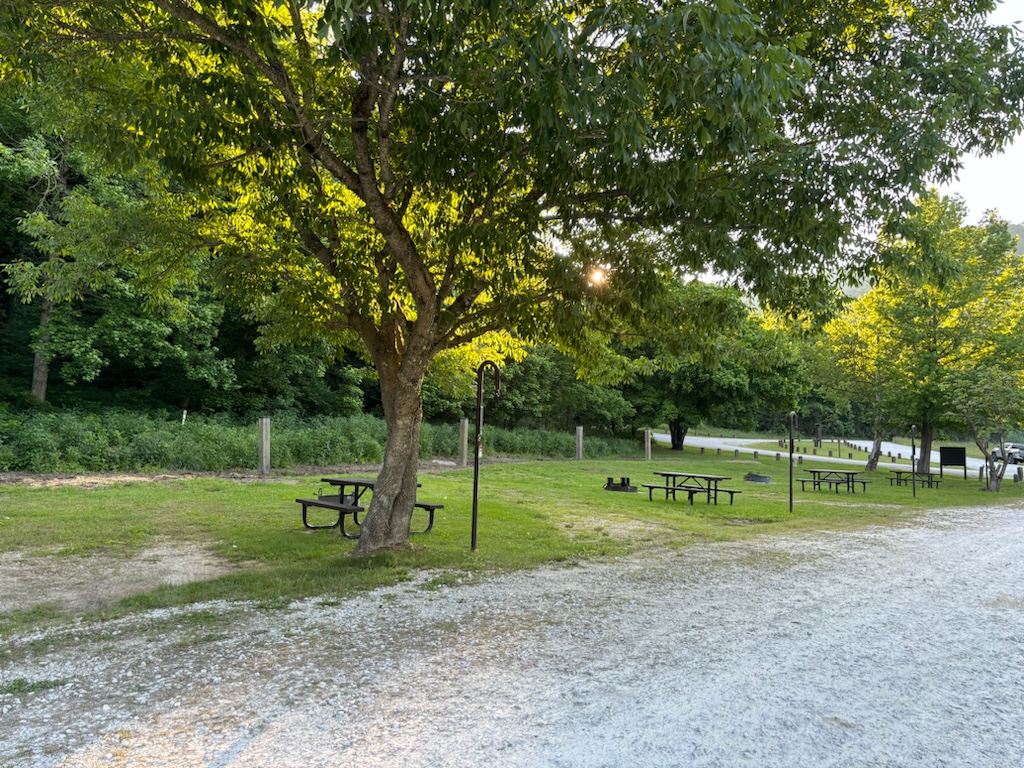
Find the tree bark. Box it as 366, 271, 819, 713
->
668, 419, 688, 451
865, 373, 884, 471
916, 421, 934, 474
983, 438, 1008, 492
865, 431, 883, 471
353, 355, 427, 554
30, 299, 54, 403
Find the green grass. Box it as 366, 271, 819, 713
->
2, 445, 1020, 634
0, 677, 68, 695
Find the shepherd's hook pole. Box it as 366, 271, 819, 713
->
472, 361, 501, 551
788, 411, 797, 514
911, 425, 918, 499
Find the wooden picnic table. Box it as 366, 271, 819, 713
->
801, 468, 868, 494
643, 471, 739, 505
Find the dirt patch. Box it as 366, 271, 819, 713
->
0, 541, 238, 614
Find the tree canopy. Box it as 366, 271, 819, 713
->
825, 192, 1024, 484
2, 1, 1022, 550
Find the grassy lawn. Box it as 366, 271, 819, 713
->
1, 446, 1019, 633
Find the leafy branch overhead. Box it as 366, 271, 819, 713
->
6, 2, 1020, 350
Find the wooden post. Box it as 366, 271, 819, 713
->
258, 417, 270, 476
644, 428, 652, 461
459, 417, 469, 467
576, 426, 583, 460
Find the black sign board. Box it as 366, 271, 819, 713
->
938, 446, 967, 479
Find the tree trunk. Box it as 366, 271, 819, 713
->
668, 419, 687, 450
983, 438, 1008, 492
986, 457, 1005, 492
865, 373, 884, 471
865, 431, 883, 471
31, 299, 54, 403
916, 421, 934, 474
353, 360, 426, 554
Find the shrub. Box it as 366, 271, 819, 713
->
0, 408, 641, 472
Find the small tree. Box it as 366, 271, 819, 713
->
833, 194, 1024, 483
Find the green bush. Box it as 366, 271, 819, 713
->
0, 408, 642, 472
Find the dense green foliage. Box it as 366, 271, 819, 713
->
819, 193, 1024, 480
0, 407, 639, 472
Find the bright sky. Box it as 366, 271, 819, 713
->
937, 1, 1024, 224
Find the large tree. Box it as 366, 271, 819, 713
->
1, 1, 1021, 551
622, 288, 802, 449
830, 192, 1024, 482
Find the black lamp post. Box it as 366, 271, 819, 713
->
788, 411, 797, 514
472, 361, 501, 551
911, 425, 918, 499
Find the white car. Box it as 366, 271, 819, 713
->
992, 443, 1024, 463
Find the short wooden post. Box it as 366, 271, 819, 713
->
459, 417, 469, 467
258, 417, 270, 476
576, 426, 583, 460
644, 428, 652, 461
753, 450, 759, 459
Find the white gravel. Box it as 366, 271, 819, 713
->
3, 504, 1024, 767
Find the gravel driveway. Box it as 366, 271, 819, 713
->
3, 503, 1024, 767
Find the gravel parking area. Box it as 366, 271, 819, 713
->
3, 503, 1024, 767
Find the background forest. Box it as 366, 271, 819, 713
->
3, 97, 1024, 474
3, 56, 1024, 473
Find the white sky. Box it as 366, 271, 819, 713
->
937, 0, 1024, 224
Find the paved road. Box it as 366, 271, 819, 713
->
659, 433, 988, 472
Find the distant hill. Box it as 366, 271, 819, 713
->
1011, 224, 1024, 256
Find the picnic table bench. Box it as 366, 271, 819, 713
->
889, 470, 942, 488
642, 483, 709, 504
296, 493, 365, 538
644, 471, 742, 506
297, 478, 442, 538
800, 469, 869, 494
